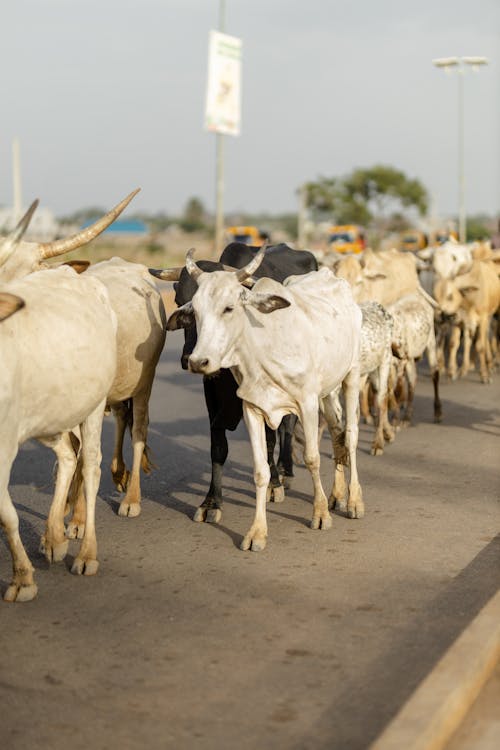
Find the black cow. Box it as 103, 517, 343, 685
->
150, 243, 318, 523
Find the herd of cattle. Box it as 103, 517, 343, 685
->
0, 189, 499, 602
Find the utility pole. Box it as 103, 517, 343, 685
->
214, 0, 226, 257
297, 183, 308, 248
433, 56, 488, 243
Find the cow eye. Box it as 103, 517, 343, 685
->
223, 305, 234, 314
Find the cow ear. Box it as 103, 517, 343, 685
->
458, 284, 479, 296
250, 293, 291, 314
364, 271, 387, 281
0, 292, 25, 322
64, 259, 91, 274
167, 301, 194, 330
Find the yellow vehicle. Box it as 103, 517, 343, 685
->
399, 230, 429, 253
433, 229, 458, 245
327, 225, 366, 254
225, 226, 269, 246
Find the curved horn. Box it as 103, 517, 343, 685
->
38, 188, 141, 260
0, 199, 40, 266
236, 244, 267, 282
185, 248, 203, 281
148, 266, 183, 282
11, 200, 39, 243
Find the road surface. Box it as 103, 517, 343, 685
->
1, 332, 499, 750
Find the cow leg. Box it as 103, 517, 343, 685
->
390, 358, 406, 430
277, 414, 298, 489
1, 451, 38, 602
64, 430, 87, 540
459, 322, 476, 377
301, 398, 332, 531
110, 401, 131, 492
321, 389, 347, 511
118, 390, 152, 518
436, 322, 447, 375
426, 330, 442, 423
476, 316, 492, 384
402, 359, 416, 426
71, 400, 106, 576
359, 376, 373, 425
447, 324, 462, 380
195, 372, 242, 524
371, 354, 394, 455
39, 432, 77, 562
342, 367, 364, 519
241, 404, 270, 551
265, 424, 285, 503
194, 427, 227, 523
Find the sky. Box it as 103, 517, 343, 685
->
1, 0, 499, 224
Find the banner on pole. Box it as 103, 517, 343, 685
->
204, 30, 242, 137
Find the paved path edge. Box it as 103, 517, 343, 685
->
369, 587, 500, 750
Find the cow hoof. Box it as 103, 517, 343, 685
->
4, 582, 38, 602
311, 514, 332, 530
348, 505, 364, 519
40, 537, 69, 563
193, 507, 207, 523
113, 469, 130, 493
65, 522, 85, 540
71, 558, 99, 576
370, 445, 384, 456
118, 501, 141, 518
206, 508, 222, 524
270, 485, 285, 503
240, 534, 267, 552
331, 498, 347, 514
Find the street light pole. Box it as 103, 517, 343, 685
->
214, 0, 226, 257
433, 56, 488, 243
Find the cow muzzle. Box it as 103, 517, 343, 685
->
188, 356, 211, 374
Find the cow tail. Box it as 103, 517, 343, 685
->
141, 444, 157, 475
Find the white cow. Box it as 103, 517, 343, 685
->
0, 192, 166, 521
357, 301, 395, 455
0, 266, 117, 602
166, 249, 363, 552
388, 293, 442, 426
65, 258, 167, 529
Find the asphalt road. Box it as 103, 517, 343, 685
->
1, 332, 499, 750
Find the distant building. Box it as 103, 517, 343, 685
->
81, 218, 148, 235
0, 205, 60, 241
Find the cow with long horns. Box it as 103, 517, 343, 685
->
150, 242, 317, 524
0, 191, 167, 522
0, 189, 140, 283
0, 261, 117, 601
165, 248, 363, 551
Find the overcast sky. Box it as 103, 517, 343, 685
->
1, 0, 499, 223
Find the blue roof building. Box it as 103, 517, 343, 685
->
82, 218, 148, 234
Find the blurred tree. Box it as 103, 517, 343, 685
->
305, 165, 428, 231
466, 216, 491, 242
180, 197, 206, 232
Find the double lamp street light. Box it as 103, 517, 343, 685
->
433, 56, 489, 243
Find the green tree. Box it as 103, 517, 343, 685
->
305, 165, 428, 230
180, 197, 206, 232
